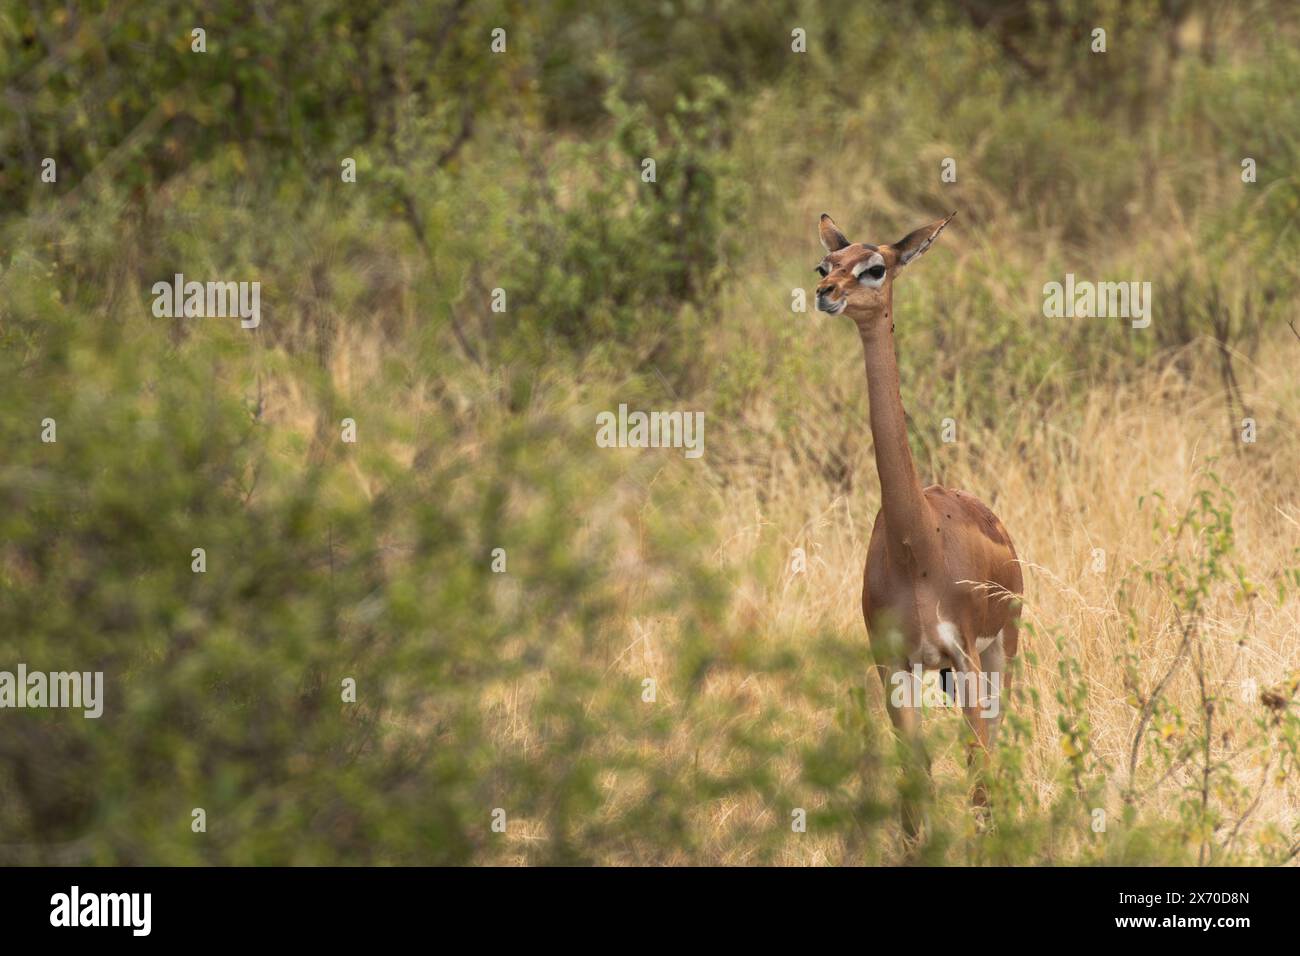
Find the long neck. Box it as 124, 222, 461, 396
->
858, 303, 938, 567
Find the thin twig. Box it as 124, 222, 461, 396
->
1127, 605, 1198, 791
1223, 751, 1274, 857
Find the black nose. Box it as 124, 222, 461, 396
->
816, 283, 833, 297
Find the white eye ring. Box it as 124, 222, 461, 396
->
852, 256, 887, 287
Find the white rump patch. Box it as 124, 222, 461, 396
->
933, 618, 1001, 663
936, 618, 962, 660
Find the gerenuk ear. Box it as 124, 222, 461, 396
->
818, 213, 851, 253
891, 211, 957, 269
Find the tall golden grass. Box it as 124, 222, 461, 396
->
423, 232, 1299, 864
694, 336, 1299, 862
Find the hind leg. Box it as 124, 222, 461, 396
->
978, 631, 1007, 748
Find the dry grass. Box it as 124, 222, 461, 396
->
280, 220, 1297, 864
685, 331, 1298, 860
444, 329, 1300, 864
